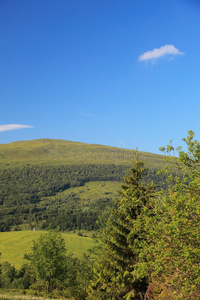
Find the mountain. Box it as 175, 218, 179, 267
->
0, 139, 167, 232
0, 138, 165, 168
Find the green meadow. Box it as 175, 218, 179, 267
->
0, 231, 94, 269
42, 180, 120, 205
0, 138, 165, 168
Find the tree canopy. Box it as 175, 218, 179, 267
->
88, 157, 155, 299
25, 232, 67, 293
88, 131, 200, 300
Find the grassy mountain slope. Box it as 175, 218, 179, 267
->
0, 139, 165, 168
0, 139, 167, 232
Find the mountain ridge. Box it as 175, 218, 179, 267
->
0, 138, 165, 168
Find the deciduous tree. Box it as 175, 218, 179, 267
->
144, 130, 200, 299
25, 231, 67, 293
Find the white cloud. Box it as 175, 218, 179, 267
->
0, 124, 33, 132
139, 45, 184, 62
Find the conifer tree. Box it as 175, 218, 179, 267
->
88, 157, 155, 300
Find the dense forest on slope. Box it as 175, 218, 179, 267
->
0, 164, 128, 206
0, 139, 168, 232
0, 163, 168, 231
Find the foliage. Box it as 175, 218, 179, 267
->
0, 254, 94, 300
25, 232, 68, 293
0, 163, 167, 232
0, 164, 129, 207
0, 262, 33, 290
0, 231, 93, 269
88, 157, 155, 299
64, 254, 94, 300
142, 130, 200, 299
142, 188, 200, 299
23, 231, 94, 298
88, 131, 200, 300
0, 164, 129, 231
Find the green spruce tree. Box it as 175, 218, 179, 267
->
88, 157, 155, 300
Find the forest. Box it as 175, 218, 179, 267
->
0, 163, 168, 232
0, 131, 200, 300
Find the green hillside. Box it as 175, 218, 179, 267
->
0, 139, 167, 232
0, 231, 93, 269
0, 138, 165, 168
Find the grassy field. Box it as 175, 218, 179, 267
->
0, 231, 94, 269
41, 180, 120, 206
0, 138, 165, 168
50, 180, 121, 199
0, 294, 70, 300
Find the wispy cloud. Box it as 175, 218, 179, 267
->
0, 124, 33, 132
139, 45, 184, 62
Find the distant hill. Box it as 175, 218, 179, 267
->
0, 138, 165, 168
0, 139, 167, 232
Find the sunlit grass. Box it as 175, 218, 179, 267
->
0, 295, 60, 300
0, 294, 72, 300
41, 180, 120, 205
0, 231, 94, 269
0, 139, 165, 168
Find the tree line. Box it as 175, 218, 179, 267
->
0, 164, 168, 232
0, 233, 93, 300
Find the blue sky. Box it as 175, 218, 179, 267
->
1, 0, 200, 154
